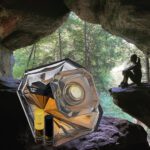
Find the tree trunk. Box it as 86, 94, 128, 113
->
58, 28, 62, 60
84, 21, 91, 72
145, 52, 150, 82
53, 41, 58, 61
0, 45, 14, 79
84, 22, 88, 67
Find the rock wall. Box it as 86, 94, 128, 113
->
0, 0, 149, 53
0, 1, 70, 78
0, 0, 70, 50
64, 0, 150, 53
0, 45, 14, 78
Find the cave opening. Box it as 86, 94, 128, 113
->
13, 12, 148, 123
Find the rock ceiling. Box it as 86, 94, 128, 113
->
0, 0, 149, 53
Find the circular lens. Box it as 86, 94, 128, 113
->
64, 83, 85, 105
69, 84, 84, 100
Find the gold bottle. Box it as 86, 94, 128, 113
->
34, 108, 44, 144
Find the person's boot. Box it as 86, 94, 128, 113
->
119, 82, 128, 88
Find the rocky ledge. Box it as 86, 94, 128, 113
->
109, 83, 150, 128
0, 77, 20, 91
57, 116, 150, 150
1, 83, 150, 150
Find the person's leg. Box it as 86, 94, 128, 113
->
119, 70, 133, 87
123, 70, 134, 83
122, 71, 129, 83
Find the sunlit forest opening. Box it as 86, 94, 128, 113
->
13, 13, 146, 122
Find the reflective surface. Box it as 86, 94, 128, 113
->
17, 58, 103, 147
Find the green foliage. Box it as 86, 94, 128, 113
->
13, 47, 32, 78
100, 92, 133, 122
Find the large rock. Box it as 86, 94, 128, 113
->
0, 0, 70, 50
0, 0, 149, 53
109, 83, 150, 128
0, 77, 20, 91
0, 84, 29, 150
58, 116, 150, 150
0, 45, 14, 78
1, 84, 150, 150
65, 0, 150, 53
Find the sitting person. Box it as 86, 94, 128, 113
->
119, 54, 142, 88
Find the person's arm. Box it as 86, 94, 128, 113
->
123, 64, 136, 72
137, 57, 141, 65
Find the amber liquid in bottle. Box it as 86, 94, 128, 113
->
34, 108, 44, 144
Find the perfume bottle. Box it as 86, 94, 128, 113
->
45, 115, 53, 145
18, 58, 103, 147
34, 108, 44, 144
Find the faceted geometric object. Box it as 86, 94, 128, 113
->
17, 58, 103, 147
